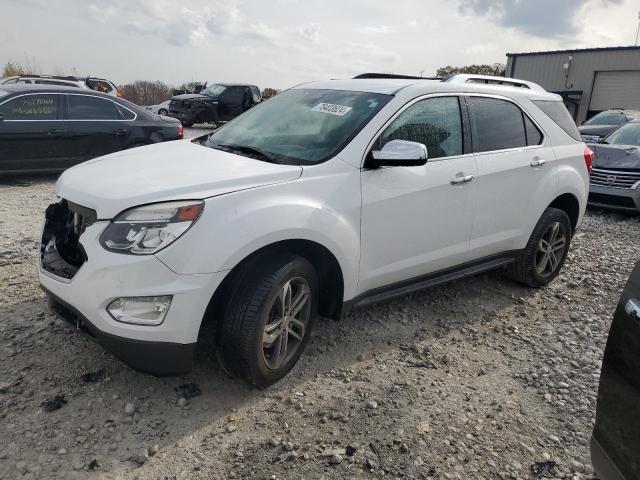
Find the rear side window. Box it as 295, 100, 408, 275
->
533, 100, 581, 141
0, 94, 60, 120
67, 95, 122, 120
524, 115, 543, 146
468, 97, 526, 152
374, 96, 463, 159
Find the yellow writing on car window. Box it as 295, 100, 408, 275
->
12, 97, 55, 116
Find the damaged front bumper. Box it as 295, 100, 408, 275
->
38, 200, 227, 376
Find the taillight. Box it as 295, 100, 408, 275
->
583, 146, 594, 175
177, 123, 184, 139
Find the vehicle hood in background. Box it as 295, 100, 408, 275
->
56, 141, 302, 219
579, 125, 618, 138
590, 144, 640, 170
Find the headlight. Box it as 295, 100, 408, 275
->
100, 200, 203, 255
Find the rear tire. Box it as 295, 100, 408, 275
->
216, 254, 318, 388
158, 109, 168, 116
510, 207, 572, 287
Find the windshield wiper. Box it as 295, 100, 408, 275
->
216, 143, 279, 163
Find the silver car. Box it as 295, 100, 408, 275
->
588, 121, 640, 213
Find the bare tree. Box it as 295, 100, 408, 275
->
261, 87, 280, 99
119, 80, 172, 106
436, 64, 506, 78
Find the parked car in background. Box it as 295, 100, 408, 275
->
579, 109, 640, 143
169, 83, 261, 127
38, 75, 589, 387
591, 260, 640, 480
0, 75, 120, 96
587, 121, 640, 212
145, 100, 170, 116
1, 75, 88, 89
0, 85, 183, 174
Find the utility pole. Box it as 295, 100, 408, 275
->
636, 10, 640, 46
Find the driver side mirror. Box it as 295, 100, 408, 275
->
369, 139, 429, 167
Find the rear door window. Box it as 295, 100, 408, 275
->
0, 94, 60, 120
67, 95, 122, 120
532, 100, 581, 141
467, 97, 527, 152
524, 115, 543, 146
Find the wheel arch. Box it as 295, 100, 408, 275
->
548, 192, 581, 233
202, 239, 346, 341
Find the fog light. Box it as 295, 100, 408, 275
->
107, 296, 172, 326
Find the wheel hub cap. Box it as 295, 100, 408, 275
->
535, 222, 567, 276
262, 277, 311, 370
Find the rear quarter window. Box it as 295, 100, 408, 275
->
533, 100, 581, 141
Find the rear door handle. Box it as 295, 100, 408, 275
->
625, 298, 640, 320
46, 128, 62, 137
450, 174, 474, 185
112, 128, 128, 136
530, 158, 546, 167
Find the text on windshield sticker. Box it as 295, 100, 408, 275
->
311, 103, 352, 116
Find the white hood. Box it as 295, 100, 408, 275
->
56, 140, 303, 218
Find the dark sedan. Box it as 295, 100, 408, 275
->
0, 85, 183, 174
579, 109, 640, 143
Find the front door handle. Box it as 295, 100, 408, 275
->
450, 174, 474, 185
46, 128, 62, 137
625, 298, 640, 320
112, 128, 128, 136
530, 157, 546, 167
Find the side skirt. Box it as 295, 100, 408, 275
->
341, 251, 519, 318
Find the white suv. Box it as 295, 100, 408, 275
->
38, 74, 591, 387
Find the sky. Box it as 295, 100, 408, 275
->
2, 0, 639, 90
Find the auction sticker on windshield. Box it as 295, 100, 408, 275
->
311, 103, 353, 116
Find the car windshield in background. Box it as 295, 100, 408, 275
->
584, 112, 627, 126
0, 90, 8, 99
206, 89, 392, 164
603, 122, 640, 146
201, 85, 227, 97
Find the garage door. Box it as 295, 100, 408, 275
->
590, 71, 640, 111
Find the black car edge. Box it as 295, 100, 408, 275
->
0, 85, 183, 174
591, 260, 640, 479
169, 83, 261, 127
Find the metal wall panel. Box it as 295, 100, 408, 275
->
507, 48, 640, 123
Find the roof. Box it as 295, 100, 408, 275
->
0, 84, 91, 93
295, 77, 560, 100
507, 45, 640, 57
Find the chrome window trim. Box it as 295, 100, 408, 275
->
0, 92, 137, 122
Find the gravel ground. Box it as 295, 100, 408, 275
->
1, 143, 639, 479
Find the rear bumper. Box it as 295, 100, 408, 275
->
588, 184, 640, 213
45, 288, 196, 376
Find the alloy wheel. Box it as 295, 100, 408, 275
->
262, 277, 311, 370
535, 221, 567, 277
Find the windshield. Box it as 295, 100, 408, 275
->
201, 84, 227, 97
584, 112, 627, 126
604, 123, 640, 146
206, 88, 392, 164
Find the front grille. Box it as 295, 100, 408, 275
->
589, 192, 637, 209
40, 200, 96, 279
590, 168, 640, 189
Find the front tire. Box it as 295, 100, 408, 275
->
510, 207, 572, 287
217, 254, 318, 388
158, 108, 168, 116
